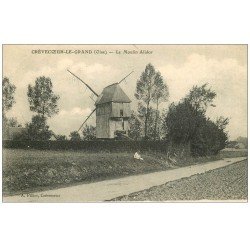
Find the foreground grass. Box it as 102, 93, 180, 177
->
112, 160, 248, 201
2, 148, 247, 196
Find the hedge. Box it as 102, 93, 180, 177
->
2, 140, 189, 154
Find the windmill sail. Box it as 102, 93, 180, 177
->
78, 108, 96, 132
67, 69, 99, 97
118, 71, 134, 84
89, 93, 97, 103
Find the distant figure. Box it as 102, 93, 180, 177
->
134, 151, 143, 161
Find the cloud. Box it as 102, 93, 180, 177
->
59, 60, 114, 81
159, 53, 247, 139
49, 107, 94, 136
57, 58, 74, 71
59, 107, 92, 116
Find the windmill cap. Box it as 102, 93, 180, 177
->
95, 83, 131, 105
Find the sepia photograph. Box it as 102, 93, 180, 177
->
2, 44, 248, 202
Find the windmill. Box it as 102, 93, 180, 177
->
67, 69, 133, 139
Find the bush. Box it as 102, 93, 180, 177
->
82, 125, 96, 140
69, 131, 81, 141
56, 135, 67, 141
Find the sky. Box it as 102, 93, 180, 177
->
3, 44, 247, 140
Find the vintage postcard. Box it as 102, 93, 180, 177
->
2, 44, 248, 202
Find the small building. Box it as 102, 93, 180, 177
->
95, 83, 131, 138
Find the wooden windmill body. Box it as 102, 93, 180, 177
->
95, 83, 131, 138
68, 70, 132, 139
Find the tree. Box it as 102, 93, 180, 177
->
69, 131, 81, 141
185, 83, 216, 113
131, 102, 163, 140
26, 115, 53, 140
7, 117, 22, 127
142, 107, 160, 140
2, 77, 16, 115
164, 84, 228, 156
164, 100, 206, 144
27, 76, 60, 118
191, 119, 228, 156
2, 77, 21, 131
128, 112, 142, 140
152, 72, 169, 140
216, 116, 229, 130
82, 125, 96, 140
135, 64, 168, 139
27, 76, 59, 140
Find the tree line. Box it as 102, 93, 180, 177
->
2, 76, 95, 141
2, 63, 229, 156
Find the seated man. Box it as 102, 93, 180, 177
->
134, 151, 143, 161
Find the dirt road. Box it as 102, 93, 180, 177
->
3, 157, 246, 202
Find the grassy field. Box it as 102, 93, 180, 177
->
2, 148, 247, 196
113, 160, 248, 201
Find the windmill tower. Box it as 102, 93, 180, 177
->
67, 69, 132, 139
95, 83, 131, 138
